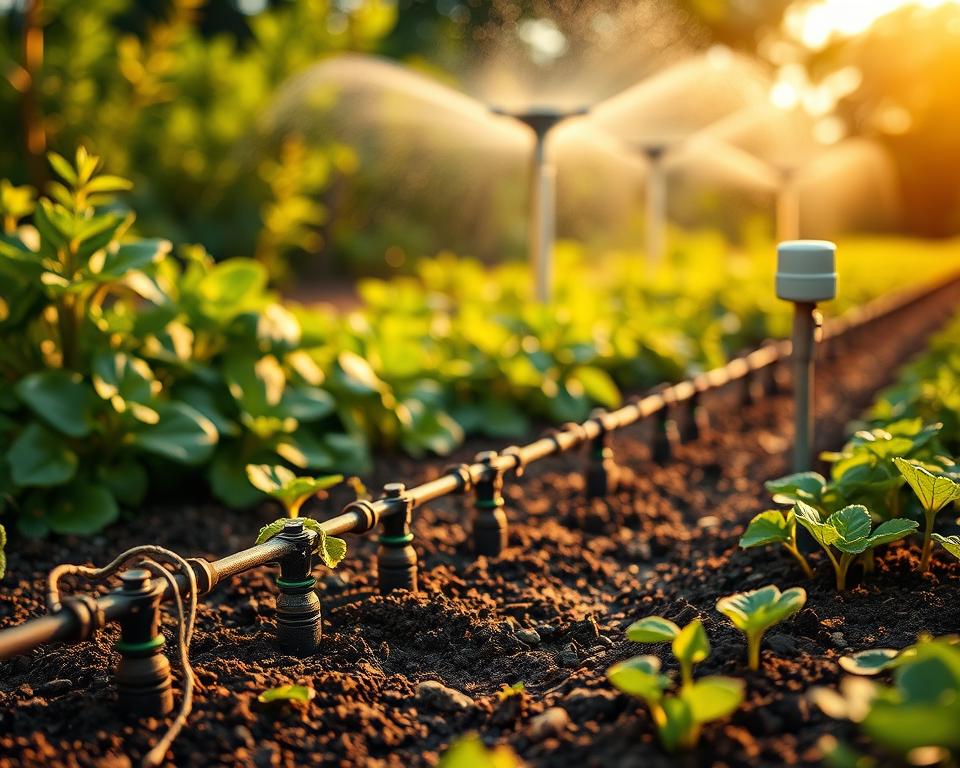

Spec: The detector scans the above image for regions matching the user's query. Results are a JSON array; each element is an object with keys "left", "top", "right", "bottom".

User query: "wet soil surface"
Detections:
[{"left": 2, "top": 301, "right": 960, "bottom": 768}]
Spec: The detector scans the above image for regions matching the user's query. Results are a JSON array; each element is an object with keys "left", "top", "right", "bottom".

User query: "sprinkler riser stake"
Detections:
[
  {"left": 474, "top": 451, "right": 507, "bottom": 557},
  {"left": 377, "top": 483, "right": 418, "bottom": 594},
  {"left": 113, "top": 569, "right": 174, "bottom": 717},
  {"left": 651, "top": 409, "right": 675, "bottom": 463},
  {"left": 586, "top": 410, "right": 619, "bottom": 498},
  {"left": 275, "top": 520, "right": 321, "bottom": 656}
]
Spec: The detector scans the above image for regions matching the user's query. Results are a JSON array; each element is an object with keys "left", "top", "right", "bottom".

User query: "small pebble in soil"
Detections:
[
  {"left": 536, "top": 624, "right": 557, "bottom": 639},
  {"left": 560, "top": 643, "right": 579, "bottom": 667},
  {"left": 516, "top": 628, "right": 541, "bottom": 645},
  {"left": 35, "top": 679, "right": 72, "bottom": 696},
  {"left": 829, "top": 631, "right": 848, "bottom": 648},
  {"left": 766, "top": 634, "right": 798, "bottom": 655},
  {"left": 527, "top": 707, "right": 570, "bottom": 741},
  {"left": 415, "top": 680, "right": 474, "bottom": 712}
]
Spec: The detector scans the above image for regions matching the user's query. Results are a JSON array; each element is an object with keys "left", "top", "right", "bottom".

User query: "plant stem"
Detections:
[
  {"left": 748, "top": 632, "right": 762, "bottom": 671},
  {"left": 919, "top": 509, "right": 936, "bottom": 573},
  {"left": 784, "top": 543, "right": 814, "bottom": 578},
  {"left": 836, "top": 553, "right": 853, "bottom": 591},
  {"left": 680, "top": 663, "right": 692, "bottom": 691}
]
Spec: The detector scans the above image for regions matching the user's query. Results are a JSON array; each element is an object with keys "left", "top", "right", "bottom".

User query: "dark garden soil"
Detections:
[{"left": 2, "top": 301, "right": 960, "bottom": 768}]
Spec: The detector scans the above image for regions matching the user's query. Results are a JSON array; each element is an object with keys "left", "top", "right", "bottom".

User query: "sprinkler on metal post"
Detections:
[
  {"left": 377, "top": 483, "right": 418, "bottom": 594},
  {"left": 776, "top": 240, "right": 837, "bottom": 473},
  {"left": 491, "top": 105, "right": 589, "bottom": 303}
]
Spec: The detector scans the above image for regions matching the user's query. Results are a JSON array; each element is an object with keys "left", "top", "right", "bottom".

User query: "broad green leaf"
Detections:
[
  {"left": 257, "top": 684, "right": 316, "bottom": 705},
  {"left": 827, "top": 505, "right": 872, "bottom": 546},
  {"left": 765, "top": 472, "right": 826, "bottom": 505},
  {"left": 16, "top": 370, "right": 96, "bottom": 438},
  {"left": 336, "top": 350, "right": 384, "bottom": 395},
  {"left": 8, "top": 423, "right": 78, "bottom": 487},
  {"left": 894, "top": 457, "right": 960, "bottom": 513},
  {"left": 318, "top": 532, "right": 347, "bottom": 569},
  {"left": 682, "top": 676, "right": 744, "bottom": 723},
  {"left": 255, "top": 519, "right": 287, "bottom": 545},
  {"left": 932, "top": 534, "right": 960, "bottom": 561},
  {"left": 98, "top": 460, "right": 148, "bottom": 506},
  {"left": 245, "top": 464, "right": 343, "bottom": 515},
  {"left": 740, "top": 509, "right": 794, "bottom": 548},
  {"left": 273, "top": 431, "right": 335, "bottom": 470},
  {"left": 196, "top": 259, "right": 268, "bottom": 321},
  {"left": 673, "top": 620, "right": 710, "bottom": 671},
  {"left": 626, "top": 616, "right": 680, "bottom": 643},
  {"left": 716, "top": 585, "right": 806, "bottom": 634},
  {"left": 46, "top": 482, "right": 119, "bottom": 535},
  {"left": 92, "top": 240, "right": 169, "bottom": 280},
  {"left": 93, "top": 352, "right": 158, "bottom": 407},
  {"left": 128, "top": 401, "right": 217, "bottom": 464},
  {"left": 606, "top": 654, "right": 668, "bottom": 703},
  {"left": 793, "top": 501, "right": 840, "bottom": 549},
  {"left": 839, "top": 649, "right": 901, "bottom": 676},
  {"left": 47, "top": 152, "right": 78, "bottom": 185},
  {"left": 863, "top": 519, "right": 919, "bottom": 550},
  {"left": 863, "top": 701, "right": 960, "bottom": 751},
  {"left": 570, "top": 365, "right": 621, "bottom": 409}
]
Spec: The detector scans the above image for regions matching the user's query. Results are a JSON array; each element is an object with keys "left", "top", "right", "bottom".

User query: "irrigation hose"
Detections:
[{"left": 46, "top": 545, "right": 198, "bottom": 768}]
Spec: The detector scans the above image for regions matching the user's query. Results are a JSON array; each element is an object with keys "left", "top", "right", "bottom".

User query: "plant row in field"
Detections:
[{"left": 3, "top": 150, "right": 959, "bottom": 542}]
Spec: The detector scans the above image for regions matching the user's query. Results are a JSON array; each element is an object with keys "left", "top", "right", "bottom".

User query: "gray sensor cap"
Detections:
[{"left": 776, "top": 240, "right": 837, "bottom": 302}]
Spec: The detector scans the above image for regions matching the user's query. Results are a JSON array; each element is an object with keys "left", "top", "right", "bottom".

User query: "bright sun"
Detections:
[{"left": 785, "top": 0, "right": 960, "bottom": 49}]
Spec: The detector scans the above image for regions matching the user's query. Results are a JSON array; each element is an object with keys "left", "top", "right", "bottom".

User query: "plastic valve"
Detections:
[{"left": 776, "top": 240, "right": 837, "bottom": 303}]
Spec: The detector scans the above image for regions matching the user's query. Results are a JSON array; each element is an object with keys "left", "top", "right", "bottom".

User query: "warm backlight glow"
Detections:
[{"left": 785, "top": 0, "right": 960, "bottom": 49}]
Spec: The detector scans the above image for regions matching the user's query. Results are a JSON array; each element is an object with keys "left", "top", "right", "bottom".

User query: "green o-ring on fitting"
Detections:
[
  {"left": 475, "top": 497, "right": 504, "bottom": 510},
  {"left": 379, "top": 533, "right": 414, "bottom": 546},
  {"left": 277, "top": 577, "right": 316, "bottom": 590},
  {"left": 116, "top": 635, "right": 166, "bottom": 653}
]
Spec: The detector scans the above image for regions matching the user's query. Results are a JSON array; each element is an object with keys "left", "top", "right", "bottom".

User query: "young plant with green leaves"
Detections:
[
  {"left": 246, "top": 464, "right": 343, "bottom": 518},
  {"left": 811, "top": 637, "right": 960, "bottom": 761},
  {"left": 716, "top": 586, "right": 807, "bottom": 671},
  {"left": 255, "top": 514, "right": 348, "bottom": 571},
  {"left": 608, "top": 618, "right": 743, "bottom": 752},
  {"left": 739, "top": 508, "right": 814, "bottom": 578},
  {"left": 893, "top": 457, "right": 960, "bottom": 572},
  {"left": 793, "top": 501, "right": 918, "bottom": 590},
  {"left": 257, "top": 684, "right": 316, "bottom": 707}
]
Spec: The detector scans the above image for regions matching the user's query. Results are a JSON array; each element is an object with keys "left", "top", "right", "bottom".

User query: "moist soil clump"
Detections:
[{"left": 1, "top": 312, "right": 959, "bottom": 767}]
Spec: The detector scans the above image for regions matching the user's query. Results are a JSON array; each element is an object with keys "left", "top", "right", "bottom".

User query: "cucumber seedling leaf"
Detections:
[
  {"left": 257, "top": 684, "right": 316, "bottom": 706},
  {"left": 626, "top": 616, "right": 680, "bottom": 643},
  {"left": 839, "top": 648, "right": 901, "bottom": 676},
  {"left": 245, "top": 463, "right": 343, "bottom": 517},
  {"left": 716, "top": 585, "right": 806, "bottom": 671},
  {"left": 932, "top": 533, "right": 960, "bottom": 561},
  {"left": 893, "top": 457, "right": 960, "bottom": 572}
]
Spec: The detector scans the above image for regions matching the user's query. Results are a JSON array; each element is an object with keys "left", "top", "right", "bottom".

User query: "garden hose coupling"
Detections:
[
  {"left": 113, "top": 568, "right": 174, "bottom": 717},
  {"left": 473, "top": 451, "right": 507, "bottom": 558},
  {"left": 275, "top": 519, "right": 322, "bottom": 657},
  {"left": 586, "top": 408, "right": 619, "bottom": 499},
  {"left": 377, "top": 483, "right": 418, "bottom": 594}
]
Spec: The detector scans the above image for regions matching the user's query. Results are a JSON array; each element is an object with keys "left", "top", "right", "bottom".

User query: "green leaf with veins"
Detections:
[
  {"left": 245, "top": 464, "right": 343, "bottom": 517},
  {"left": 932, "top": 534, "right": 960, "bottom": 561},
  {"left": 893, "top": 457, "right": 960, "bottom": 513},
  {"left": 826, "top": 505, "right": 872, "bottom": 547},
  {"left": 626, "top": 616, "right": 680, "bottom": 643},
  {"left": 254, "top": 516, "right": 347, "bottom": 569},
  {"left": 740, "top": 509, "right": 795, "bottom": 548},
  {"left": 839, "top": 649, "right": 901, "bottom": 676},
  {"left": 16, "top": 370, "right": 96, "bottom": 438},
  {"left": 716, "top": 585, "right": 807, "bottom": 635},
  {"left": 8, "top": 423, "right": 78, "bottom": 487},
  {"left": 765, "top": 472, "right": 827, "bottom": 506},
  {"left": 793, "top": 501, "right": 839, "bottom": 549}
]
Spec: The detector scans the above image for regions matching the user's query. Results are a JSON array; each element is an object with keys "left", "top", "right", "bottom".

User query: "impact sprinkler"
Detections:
[
  {"left": 491, "top": 105, "right": 589, "bottom": 302},
  {"left": 776, "top": 240, "right": 837, "bottom": 472}
]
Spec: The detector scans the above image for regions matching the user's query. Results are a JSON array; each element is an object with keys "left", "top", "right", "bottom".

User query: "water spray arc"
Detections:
[{"left": 493, "top": 106, "right": 588, "bottom": 302}]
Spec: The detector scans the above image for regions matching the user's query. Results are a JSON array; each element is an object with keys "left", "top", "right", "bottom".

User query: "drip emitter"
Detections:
[{"left": 776, "top": 239, "right": 837, "bottom": 472}]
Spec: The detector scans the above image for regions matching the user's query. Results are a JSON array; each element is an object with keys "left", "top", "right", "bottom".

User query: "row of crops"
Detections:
[{"left": 2, "top": 149, "right": 960, "bottom": 552}]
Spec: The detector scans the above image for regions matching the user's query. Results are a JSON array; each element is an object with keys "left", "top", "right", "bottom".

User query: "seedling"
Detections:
[
  {"left": 793, "top": 501, "right": 918, "bottom": 590},
  {"left": 257, "top": 684, "right": 316, "bottom": 707},
  {"left": 256, "top": 516, "right": 347, "bottom": 570},
  {"left": 626, "top": 616, "right": 709, "bottom": 689},
  {"left": 245, "top": 464, "right": 344, "bottom": 518},
  {"left": 439, "top": 734, "right": 518, "bottom": 768},
  {"left": 607, "top": 654, "right": 743, "bottom": 752},
  {"left": 893, "top": 457, "right": 960, "bottom": 572},
  {"left": 811, "top": 637, "right": 960, "bottom": 758},
  {"left": 716, "top": 585, "right": 807, "bottom": 671},
  {"left": 496, "top": 682, "right": 526, "bottom": 701},
  {"left": 739, "top": 508, "right": 813, "bottom": 578}
]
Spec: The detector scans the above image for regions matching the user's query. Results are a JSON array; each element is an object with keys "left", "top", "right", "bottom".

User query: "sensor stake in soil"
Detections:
[{"left": 776, "top": 240, "right": 837, "bottom": 472}]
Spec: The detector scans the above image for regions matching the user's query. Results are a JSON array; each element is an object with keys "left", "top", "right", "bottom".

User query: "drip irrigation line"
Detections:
[{"left": 0, "top": 268, "right": 959, "bottom": 667}]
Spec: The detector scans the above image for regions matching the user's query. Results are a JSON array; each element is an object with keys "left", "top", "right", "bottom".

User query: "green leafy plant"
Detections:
[
  {"left": 438, "top": 734, "right": 519, "bottom": 768},
  {"left": 257, "top": 684, "right": 317, "bottom": 706},
  {"left": 607, "top": 650, "right": 743, "bottom": 751},
  {"left": 716, "top": 585, "right": 807, "bottom": 670},
  {"left": 811, "top": 637, "right": 960, "bottom": 760},
  {"left": 626, "top": 617, "right": 710, "bottom": 689},
  {"left": 245, "top": 464, "right": 343, "bottom": 519},
  {"left": 739, "top": 508, "right": 814, "bottom": 578},
  {"left": 793, "top": 501, "right": 918, "bottom": 590},
  {"left": 893, "top": 457, "right": 960, "bottom": 572}
]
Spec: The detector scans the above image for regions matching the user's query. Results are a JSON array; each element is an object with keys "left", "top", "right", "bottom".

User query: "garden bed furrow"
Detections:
[{"left": 1, "top": 288, "right": 959, "bottom": 768}]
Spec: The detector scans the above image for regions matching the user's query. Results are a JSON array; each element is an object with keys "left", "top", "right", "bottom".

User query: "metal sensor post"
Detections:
[{"left": 776, "top": 240, "right": 837, "bottom": 472}]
